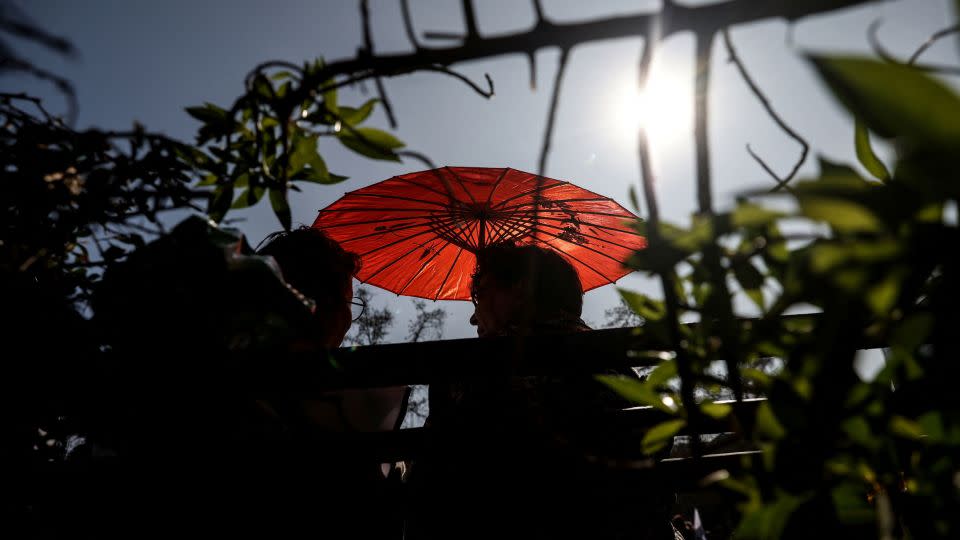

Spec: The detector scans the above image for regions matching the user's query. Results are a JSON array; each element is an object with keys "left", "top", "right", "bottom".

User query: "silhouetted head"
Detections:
[
  {"left": 469, "top": 242, "right": 584, "bottom": 337},
  {"left": 258, "top": 226, "right": 361, "bottom": 347}
]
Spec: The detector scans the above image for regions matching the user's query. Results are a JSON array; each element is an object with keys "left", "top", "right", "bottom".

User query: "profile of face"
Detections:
[
  {"left": 469, "top": 273, "right": 523, "bottom": 338},
  {"left": 322, "top": 280, "right": 355, "bottom": 348}
]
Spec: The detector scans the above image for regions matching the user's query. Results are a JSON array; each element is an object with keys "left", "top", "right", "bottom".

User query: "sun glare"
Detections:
[{"left": 611, "top": 70, "right": 693, "bottom": 153}]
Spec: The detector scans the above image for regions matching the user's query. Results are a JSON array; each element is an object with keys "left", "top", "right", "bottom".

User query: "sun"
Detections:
[{"left": 611, "top": 69, "right": 693, "bottom": 154}]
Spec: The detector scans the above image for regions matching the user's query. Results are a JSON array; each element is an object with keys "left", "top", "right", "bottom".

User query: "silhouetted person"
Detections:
[
  {"left": 407, "top": 242, "right": 671, "bottom": 539},
  {"left": 86, "top": 219, "right": 406, "bottom": 538}
]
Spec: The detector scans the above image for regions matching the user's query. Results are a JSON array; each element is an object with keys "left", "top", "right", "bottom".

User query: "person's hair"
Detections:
[
  {"left": 471, "top": 242, "right": 583, "bottom": 318},
  {"left": 257, "top": 226, "right": 360, "bottom": 309}
]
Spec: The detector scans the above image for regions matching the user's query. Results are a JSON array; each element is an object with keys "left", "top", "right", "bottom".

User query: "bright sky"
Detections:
[{"left": 6, "top": 0, "right": 958, "bottom": 346}]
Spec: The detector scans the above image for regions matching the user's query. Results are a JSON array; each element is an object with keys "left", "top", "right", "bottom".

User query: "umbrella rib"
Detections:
[
  {"left": 395, "top": 175, "right": 454, "bottom": 199},
  {"left": 489, "top": 214, "right": 534, "bottom": 244},
  {"left": 485, "top": 216, "right": 514, "bottom": 245},
  {"left": 362, "top": 236, "right": 442, "bottom": 283},
  {"left": 509, "top": 208, "right": 637, "bottom": 220},
  {"left": 358, "top": 228, "right": 439, "bottom": 257},
  {"left": 347, "top": 192, "right": 450, "bottom": 208},
  {"left": 338, "top": 220, "right": 438, "bottom": 244},
  {"left": 526, "top": 221, "right": 644, "bottom": 252},
  {"left": 315, "top": 215, "right": 421, "bottom": 229},
  {"left": 555, "top": 246, "right": 616, "bottom": 286},
  {"left": 429, "top": 214, "right": 476, "bottom": 250},
  {"left": 486, "top": 216, "right": 515, "bottom": 244},
  {"left": 447, "top": 166, "right": 478, "bottom": 206},
  {"left": 528, "top": 226, "right": 628, "bottom": 267},
  {"left": 494, "top": 197, "right": 615, "bottom": 214},
  {"left": 490, "top": 180, "right": 567, "bottom": 209},
  {"left": 317, "top": 207, "right": 445, "bottom": 213},
  {"left": 532, "top": 216, "right": 643, "bottom": 235},
  {"left": 483, "top": 168, "right": 511, "bottom": 208},
  {"left": 396, "top": 240, "right": 456, "bottom": 296},
  {"left": 434, "top": 246, "right": 465, "bottom": 301}
]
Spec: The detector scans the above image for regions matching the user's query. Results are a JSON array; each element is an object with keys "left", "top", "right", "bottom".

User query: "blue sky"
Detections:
[{"left": 5, "top": 0, "right": 958, "bottom": 346}]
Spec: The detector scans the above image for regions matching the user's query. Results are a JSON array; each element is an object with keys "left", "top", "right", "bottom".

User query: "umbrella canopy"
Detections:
[{"left": 312, "top": 167, "right": 646, "bottom": 301}]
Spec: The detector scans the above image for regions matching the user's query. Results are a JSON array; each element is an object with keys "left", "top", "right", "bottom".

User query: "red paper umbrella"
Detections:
[{"left": 312, "top": 167, "right": 646, "bottom": 301}]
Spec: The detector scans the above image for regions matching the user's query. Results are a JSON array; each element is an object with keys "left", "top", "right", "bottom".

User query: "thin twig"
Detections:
[
  {"left": 397, "top": 150, "right": 437, "bottom": 170},
  {"left": 461, "top": 0, "right": 479, "bottom": 41},
  {"left": 0, "top": 92, "right": 57, "bottom": 123},
  {"left": 0, "top": 56, "right": 77, "bottom": 125},
  {"left": 908, "top": 23, "right": 960, "bottom": 64},
  {"left": 531, "top": 0, "right": 546, "bottom": 24},
  {"left": 537, "top": 48, "right": 570, "bottom": 176},
  {"left": 243, "top": 60, "right": 303, "bottom": 89},
  {"left": 869, "top": 19, "right": 960, "bottom": 75},
  {"left": 722, "top": 29, "right": 808, "bottom": 192},
  {"left": 422, "top": 65, "right": 495, "bottom": 98},
  {"left": 357, "top": 0, "right": 398, "bottom": 129},
  {"left": 400, "top": 0, "right": 421, "bottom": 50},
  {"left": 374, "top": 76, "right": 398, "bottom": 128},
  {"left": 747, "top": 146, "right": 797, "bottom": 195}
]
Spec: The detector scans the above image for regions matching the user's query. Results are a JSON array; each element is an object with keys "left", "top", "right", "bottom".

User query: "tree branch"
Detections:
[
  {"left": 537, "top": 48, "right": 569, "bottom": 176},
  {"left": 634, "top": 29, "right": 705, "bottom": 459},
  {"left": 694, "top": 34, "right": 714, "bottom": 215},
  {"left": 721, "top": 29, "right": 808, "bottom": 192},
  {"left": 291, "top": 0, "right": 876, "bottom": 107}
]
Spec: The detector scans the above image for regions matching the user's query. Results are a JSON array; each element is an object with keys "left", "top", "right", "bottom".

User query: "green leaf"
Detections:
[
  {"left": 617, "top": 288, "right": 666, "bottom": 321},
  {"left": 270, "top": 70, "right": 296, "bottom": 81},
  {"left": 595, "top": 375, "right": 677, "bottom": 414},
  {"left": 918, "top": 411, "right": 944, "bottom": 443},
  {"left": 890, "top": 415, "right": 925, "bottom": 440},
  {"left": 339, "top": 98, "right": 378, "bottom": 125},
  {"left": 798, "top": 196, "right": 881, "bottom": 233},
  {"left": 322, "top": 80, "right": 338, "bottom": 113},
  {"left": 337, "top": 127, "right": 405, "bottom": 161},
  {"left": 252, "top": 74, "right": 274, "bottom": 100},
  {"left": 732, "top": 202, "right": 784, "bottom": 228},
  {"left": 269, "top": 187, "right": 292, "bottom": 231},
  {"left": 854, "top": 118, "right": 890, "bottom": 181},
  {"left": 185, "top": 102, "right": 229, "bottom": 124},
  {"left": 733, "top": 259, "right": 765, "bottom": 290},
  {"left": 866, "top": 269, "right": 903, "bottom": 315},
  {"left": 628, "top": 185, "right": 641, "bottom": 213},
  {"left": 745, "top": 288, "right": 765, "bottom": 311},
  {"left": 809, "top": 55, "right": 960, "bottom": 146},
  {"left": 645, "top": 359, "right": 677, "bottom": 388},
  {"left": 663, "top": 216, "right": 712, "bottom": 252},
  {"left": 755, "top": 402, "right": 786, "bottom": 440},
  {"left": 842, "top": 416, "right": 879, "bottom": 450},
  {"left": 288, "top": 132, "right": 331, "bottom": 183},
  {"left": 641, "top": 419, "right": 686, "bottom": 454},
  {"left": 231, "top": 186, "right": 265, "bottom": 209},
  {"left": 208, "top": 184, "right": 234, "bottom": 223},
  {"left": 197, "top": 173, "right": 219, "bottom": 187},
  {"left": 701, "top": 401, "right": 732, "bottom": 420},
  {"left": 736, "top": 493, "right": 807, "bottom": 540},
  {"left": 891, "top": 312, "right": 934, "bottom": 352},
  {"left": 832, "top": 482, "right": 874, "bottom": 525}
]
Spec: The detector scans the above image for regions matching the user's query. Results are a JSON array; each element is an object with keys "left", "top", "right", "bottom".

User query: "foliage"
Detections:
[
  {"left": 603, "top": 50, "right": 960, "bottom": 539},
  {"left": 183, "top": 60, "right": 405, "bottom": 230}
]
